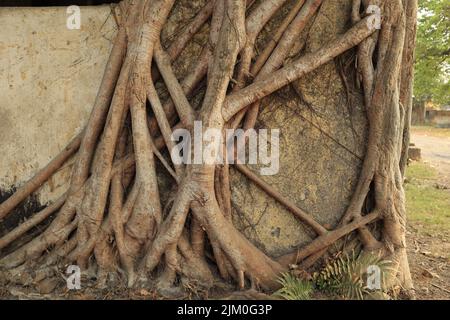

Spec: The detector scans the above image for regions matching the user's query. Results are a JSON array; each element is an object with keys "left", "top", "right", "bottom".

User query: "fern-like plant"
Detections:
[
  {"left": 273, "top": 272, "right": 314, "bottom": 300},
  {"left": 313, "top": 251, "right": 391, "bottom": 300}
]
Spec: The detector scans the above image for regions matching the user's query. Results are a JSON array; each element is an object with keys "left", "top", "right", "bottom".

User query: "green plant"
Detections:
[
  {"left": 313, "top": 251, "right": 391, "bottom": 300},
  {"left": 414, "top": 0, "right": 450, "bottom": 106},
  {"left": 273, "top": 272, "right": 314, "bottom": 300}
]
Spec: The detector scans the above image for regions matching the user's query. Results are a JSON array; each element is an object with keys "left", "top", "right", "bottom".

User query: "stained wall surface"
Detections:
[{"left": 0, "top": 6, "right": 117, "bottom": 203}]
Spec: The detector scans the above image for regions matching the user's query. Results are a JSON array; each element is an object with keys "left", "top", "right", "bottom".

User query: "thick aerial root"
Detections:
[
  {"left": 154, "top": 42, "right": 196, "bottom": 127},
  {"left": 68, "top": 26, "right": 128, "bottom": 195},
  {"left": 190, "top": 218, "right": 206, "bottom": 256},
  {"left": 156, "top": 243, "right": 178, "bottom": 290},
  {"left": 141, "top": 178, "right": 193, "bottom": 275},
  {"left": 243, "top": 0, "right": 322, "bottom": 129},
  {"left": 297, "top": 1, "right": 416, "bottom": 293},
  {"left": 278, "top": 211, "right": 380, "bottom": 266},
  {"left": 399, "top": 0, "right": 418, "bottom": 176},
  {"left": 192, "top": 199, "right": 284, "bottom": 290},
  {"left": 75, "top": 53, "right": 132, "bottom": 268},
  {"left": 178, "top": 232, "right": 214, "bottom": 286},
  {"left": 235, "top": 0, "right": 288, "bottom": 89},
  {"left": 250, "top": 0, "right": 306, "bottom": 77}
]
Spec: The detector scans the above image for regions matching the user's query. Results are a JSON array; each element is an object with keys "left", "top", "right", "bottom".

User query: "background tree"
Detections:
[{"left": 414, "top": 0, "right": 449, "bottom": 106}]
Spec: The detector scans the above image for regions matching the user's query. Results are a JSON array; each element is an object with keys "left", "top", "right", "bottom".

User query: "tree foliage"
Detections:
[{"left": 414, "top": 0, "right": 450, "bottom": 106}]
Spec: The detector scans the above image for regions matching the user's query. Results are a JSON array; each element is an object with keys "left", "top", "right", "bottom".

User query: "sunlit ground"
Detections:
[{"left": 405, "top": 162, "right": 450, "bottom": 238}]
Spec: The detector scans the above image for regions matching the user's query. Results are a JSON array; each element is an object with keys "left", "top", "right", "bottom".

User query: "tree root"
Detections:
[{"left": 0, "top": 0, "right": 417, "bottom": 296}]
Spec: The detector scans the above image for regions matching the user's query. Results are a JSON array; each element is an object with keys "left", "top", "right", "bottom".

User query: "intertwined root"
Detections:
[{"left": 0, "top": 0, "right": 417, "bottom": 296}]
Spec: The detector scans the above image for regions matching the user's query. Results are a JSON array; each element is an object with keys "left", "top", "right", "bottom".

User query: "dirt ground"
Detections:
[
  {"left": 406, "top": 225, "right": 450, "bottom": 299},
  {"left": 411, "top": 130, "right": 450, "bottom": 186},
  {"left": 407, "top": 129, "right": 450, "bottom": 300}
]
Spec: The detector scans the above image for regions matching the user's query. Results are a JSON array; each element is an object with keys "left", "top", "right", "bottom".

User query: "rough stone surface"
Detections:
[{"left": 0, "top": 6, "right": 117, "bottom": 204}]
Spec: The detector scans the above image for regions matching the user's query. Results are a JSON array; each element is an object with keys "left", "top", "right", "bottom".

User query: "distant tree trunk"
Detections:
[
  {"left": 412, "top": 99, "right": 426, "bottom": 125},
  {"left": 0, "top": 0, "right": 417, "bottom": 297}
]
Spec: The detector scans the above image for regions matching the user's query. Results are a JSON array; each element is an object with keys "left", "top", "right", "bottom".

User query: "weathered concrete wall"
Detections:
[{"left": 0, "top": 6, "right": 117, "bottom": 204}]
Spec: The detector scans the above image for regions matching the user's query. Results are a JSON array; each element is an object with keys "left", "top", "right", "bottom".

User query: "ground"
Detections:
[
  {"left": 411, "top": 126, "right": 450, "bottom": 186},
  {"left": 406, "top": 126, "right": 450, "bottom": 300}
]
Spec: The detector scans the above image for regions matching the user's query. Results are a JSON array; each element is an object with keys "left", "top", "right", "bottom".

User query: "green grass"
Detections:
[
  {"left": 406, "top": 161, "right": 438, "bottom": 181},
  {"left": 411, "top": 125, "right": 450, "bottom": 138},
  {"left": 405, "top": 162, "right": 450, "bottom": 237}
]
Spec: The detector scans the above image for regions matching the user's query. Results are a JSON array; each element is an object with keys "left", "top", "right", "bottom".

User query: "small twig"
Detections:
[{"left": 431, "top": 283, "right": 450, "bottom": 295}]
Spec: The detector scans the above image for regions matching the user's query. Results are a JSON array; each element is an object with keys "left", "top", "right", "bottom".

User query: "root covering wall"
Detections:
[
  {"left": 0, "top": 1, "right": 367, "bottom": 257},
  {"left": 231, "top": 0, "right": 368, "bottom": 256}
]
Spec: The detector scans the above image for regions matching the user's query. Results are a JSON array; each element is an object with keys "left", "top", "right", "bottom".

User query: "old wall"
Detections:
[{"left": 0, "top": 6, "right": 117, "bottom": 205}]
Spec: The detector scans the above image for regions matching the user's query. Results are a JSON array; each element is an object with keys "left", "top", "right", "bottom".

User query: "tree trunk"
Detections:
[{"left": 0, "top": 0, "right": 417, "bottom": 297}]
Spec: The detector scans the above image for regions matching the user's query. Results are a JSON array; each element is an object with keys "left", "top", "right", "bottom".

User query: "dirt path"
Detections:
[
  {"left": 408, "top": 129, "right": 450, "bottom": 300},
  {"left": 411, "top": 132, "right": 450, "bottom": 186}
]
